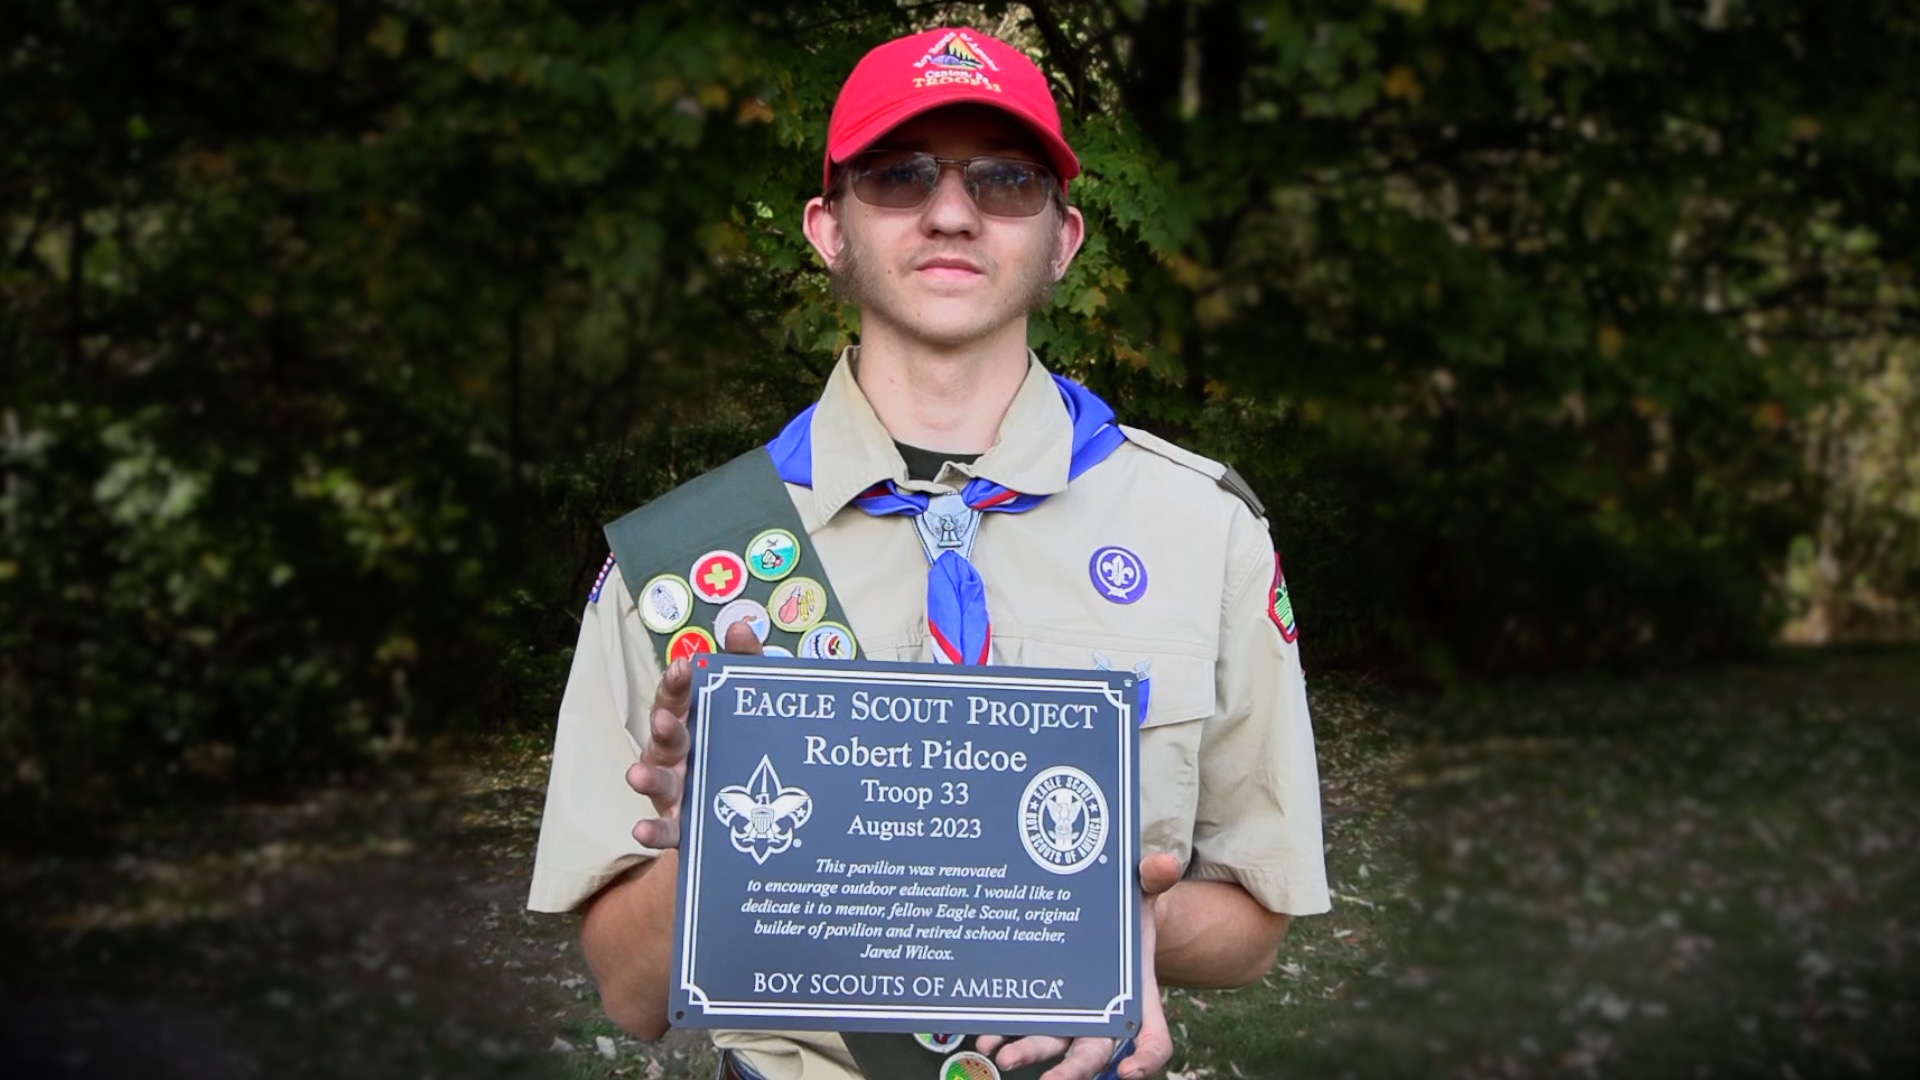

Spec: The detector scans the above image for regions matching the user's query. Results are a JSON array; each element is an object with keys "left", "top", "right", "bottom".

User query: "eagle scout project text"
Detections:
[{"left": 669, "top": 656, "right": 1141, "bottom": 1037}]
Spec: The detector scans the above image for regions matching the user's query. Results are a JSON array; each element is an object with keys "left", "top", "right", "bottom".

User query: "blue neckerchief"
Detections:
[{"left": 768, "top": 372, "right": 1126, "bottom": 664}]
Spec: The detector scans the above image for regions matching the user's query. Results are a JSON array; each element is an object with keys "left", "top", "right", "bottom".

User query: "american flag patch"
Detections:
[{"left": 588, "top": 552, "right": 616, "bottom": 603}]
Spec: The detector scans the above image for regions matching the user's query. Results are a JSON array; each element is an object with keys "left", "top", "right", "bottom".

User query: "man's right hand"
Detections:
[{"left": 626, "top": 620, "right": 764, "bottom": 850}]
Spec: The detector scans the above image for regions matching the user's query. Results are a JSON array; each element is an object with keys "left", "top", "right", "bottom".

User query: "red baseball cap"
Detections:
[{"left": 823, "top": 27, "right": 1080, "bottom": 194}]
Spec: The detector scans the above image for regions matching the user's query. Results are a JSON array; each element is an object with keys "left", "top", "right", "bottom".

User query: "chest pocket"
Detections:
[
  {"left": 997, "top": 635, "right": 1214, "bottom": 864},
  {"left": 1001, "top": 636, "right": 1213, "bottom": 726}
]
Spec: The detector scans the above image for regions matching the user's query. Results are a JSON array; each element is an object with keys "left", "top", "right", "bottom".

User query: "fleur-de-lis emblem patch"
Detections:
[
  {"left": 1088, "top": 545, "right": 1148, "bottom": 604},
  {"left": 713, "top": 756, "right": 812, "bottom": 864}
]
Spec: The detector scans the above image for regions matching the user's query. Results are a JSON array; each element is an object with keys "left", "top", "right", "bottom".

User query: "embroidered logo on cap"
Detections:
[
  {"left": 745, "top": 528, "right": 801, "bottom": 582},
  {"left": 912, "top": 30, "right": 1002, "bottom": 91},
  {"left": 1089, "top": 545, "right": 1148, "bottom": 604},
  {"left": 1269, "top": 552, "right": 1298, "bottom": 643},
  {"left": 690, "top": 550, "right": 749, "bottom": 605},
  {"left": 638, "top": 574, "right": 694, "bottom": 635}
]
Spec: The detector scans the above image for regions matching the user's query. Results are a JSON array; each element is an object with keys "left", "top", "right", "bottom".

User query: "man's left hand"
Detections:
[{"left": 974, "top": 852, "right": 1182, "bottom": 1080}]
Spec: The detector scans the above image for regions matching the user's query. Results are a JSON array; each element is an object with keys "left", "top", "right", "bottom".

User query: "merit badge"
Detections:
[
  {"left": 760, "top": 645, "right": 793, "bottom": 658},
  {"left": 767, "top": 576, "right": 828, "bottom": 633},
  {"left": 713, "top": 756, "right": 812, "bottom": 865},
  {"left": 637, "top": 573, "right": 694, "bottom": 635},
  {"left": 1269, "top": 552, "right": 1298, "bottom": 643},
  {"left": 745, "top": 528, "right": 801, "bottom": 582},
  {"left": 1088, "top": 545, "right": 1148, "bottom": 604},
  {"left": 713, "top": 598, "right": 772, "bottom": 644},
  {"left": 690, "top": 550, "right": 749, "bottom": 605},
  {"left": 1019, "top": 766, "right": 1109, "bottom": 875},
  {"left": 939, "top": 1050, "right": 1000, "bottom": 1080},
  {"left": 915, "top": 1033, "right": 964, "bottom": 1054},
  {"left": 799, "top": 622, "right": 858, "bottom": 661},
  {"left": 666, "top": 626, "right": 717, "bottom": 664}
]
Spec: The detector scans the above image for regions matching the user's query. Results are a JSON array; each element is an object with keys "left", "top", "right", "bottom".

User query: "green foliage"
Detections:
[{"left": 3, "top": 0, "right": 1916, "bottom": 831}]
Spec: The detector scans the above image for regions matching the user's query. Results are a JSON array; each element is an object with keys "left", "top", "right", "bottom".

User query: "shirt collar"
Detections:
[{"left": 802, "top": 346, "right": 1075, "bottom": 530}]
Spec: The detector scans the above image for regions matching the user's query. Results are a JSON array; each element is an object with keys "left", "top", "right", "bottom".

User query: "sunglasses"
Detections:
[{"left": 843, "top": 150, "right": 1059, "bottom": 218}]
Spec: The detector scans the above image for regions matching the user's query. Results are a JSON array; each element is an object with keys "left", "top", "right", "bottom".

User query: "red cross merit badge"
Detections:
[
  {"left": 1268, "top": 553, "right": 1298, "bottom": 643},
  {"left": 690, "top": 549, "right": 749, "bottom": 605}
]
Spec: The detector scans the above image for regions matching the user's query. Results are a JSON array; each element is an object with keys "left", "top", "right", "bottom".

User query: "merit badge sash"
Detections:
[{"left": 603, "top": 449, "right": 858, "bottom": 668}]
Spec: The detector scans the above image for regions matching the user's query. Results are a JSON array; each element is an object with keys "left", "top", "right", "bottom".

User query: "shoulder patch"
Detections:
[
  {"left": 1268, "top": 552, "right": 1299, "bottom": 643},
  {"left": 1119, "top": 425, "right": 1265, "bottom": 517}
]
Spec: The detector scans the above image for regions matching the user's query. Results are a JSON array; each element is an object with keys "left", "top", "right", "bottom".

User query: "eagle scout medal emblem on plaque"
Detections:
[
  {"left": 1019, "top": 766, "right": 1109, "bottom": 875},
  {"left": 638, "top": 573, "right": 694, "bottom": 634},
  {"left": 746, "top": 528, "right": 801, "bottom": 582},
  {"left": 1088, "top": 545, "right": 1148, "bottom": 604},
  {"left": 690, "top": 550, "right": 750, "bottom": 604},
  {"left": 768, "top": 576, "right": 828, "bottom": 632},
  {"left": 1268, "top": 553, "right": 1298, "bottom": 643}
]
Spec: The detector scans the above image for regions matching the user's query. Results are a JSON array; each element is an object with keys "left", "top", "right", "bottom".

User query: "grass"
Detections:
[{"left": 3, "top": 646, "right": 1916, "bottom": 1078}]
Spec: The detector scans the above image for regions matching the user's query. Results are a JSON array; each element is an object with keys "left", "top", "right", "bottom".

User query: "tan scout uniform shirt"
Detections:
[{"left": 529, "top": 351, "right": 1331, "bottom": 1079}]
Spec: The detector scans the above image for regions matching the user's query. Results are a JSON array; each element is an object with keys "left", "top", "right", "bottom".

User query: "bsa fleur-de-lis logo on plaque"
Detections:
[{"left": 713, "top": 756, "right": 812, "bottom": 864}]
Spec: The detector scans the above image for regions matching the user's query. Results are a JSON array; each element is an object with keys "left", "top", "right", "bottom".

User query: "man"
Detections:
[{"left": 529, "top": 26, "right": 1330, "bottom": 1080}]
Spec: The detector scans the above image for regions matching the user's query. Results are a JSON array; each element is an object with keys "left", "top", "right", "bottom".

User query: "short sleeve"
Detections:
[
  {"left": 1186, "top": 509, "right": 1332, "bottom": 916},
  {"left": 527, "top": 562, "right": 671, "bottom": 913}
]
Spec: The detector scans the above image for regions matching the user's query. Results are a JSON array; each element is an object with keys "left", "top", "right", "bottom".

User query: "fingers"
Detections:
[
  {"left": 1116, "top": 886, "right": 1173, "bottom": 1080},
  {"left": 722, "top": 618, "right": 765, "bottom": 655},
  {"left": 1139, "top": 851, "right": 1182, "bottom": 898},
  {"left": 644, "top": 658, "right": 694, "bottom": 771},
  {"left": 630, "top": 810, "right": 680, "bottom": 851},
  {"left": 1036, "top": 1037, "right": 1122, "bottom": 1080},
  {"left": 980, "top": 1035, "right": 1074, "bottom": 1073},
  {"left": 626, "top": 758, "right": 682, "bottom": 807},
  {"left": 1116, "top": 1007, "right": 1172, "bottom": 1080},
  {"left": 626, "top": 624, "right": 757, "bottom": 853},
  {"left": 650, "top": 656, "right": 694, "bottom": 737}
]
